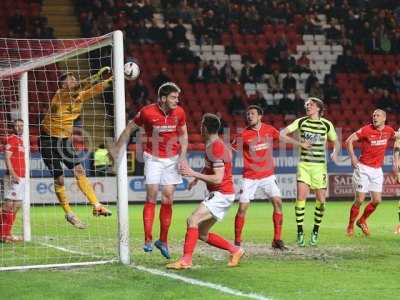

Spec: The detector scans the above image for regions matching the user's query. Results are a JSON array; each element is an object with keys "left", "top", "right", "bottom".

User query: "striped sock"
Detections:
[
  {"left": 295, "top": 199, "right": 306, "bottom": 233},
  {"left": 313, "top": 200, "right": 325, "bottom": 234}
]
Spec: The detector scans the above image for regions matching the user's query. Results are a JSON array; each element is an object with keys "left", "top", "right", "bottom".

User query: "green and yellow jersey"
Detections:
[{"left": 286, "top": 116, "right": 337, "bottom": 164}]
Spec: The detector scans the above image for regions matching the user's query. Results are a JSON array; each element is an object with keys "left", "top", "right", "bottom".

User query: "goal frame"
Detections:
[{"left": 0, "top": 30, "right": 130, "bottom": 271}]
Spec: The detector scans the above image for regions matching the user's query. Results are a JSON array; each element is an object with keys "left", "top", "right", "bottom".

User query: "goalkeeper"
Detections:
[{"left": 39, "top": 67, "right": 113, "bottom": 229}]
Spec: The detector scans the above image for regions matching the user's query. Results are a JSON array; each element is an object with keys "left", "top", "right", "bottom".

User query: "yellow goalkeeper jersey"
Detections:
[{"left": 41, "top": 79, "right": 111, "bottom": 138}]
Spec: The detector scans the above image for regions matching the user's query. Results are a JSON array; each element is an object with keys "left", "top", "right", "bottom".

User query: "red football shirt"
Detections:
[
  {"left": 204, "top": 138, "right": 234, "bottom": 194},
  {"left": 133, "top": 103, "right": 186, "bottom": 158},
  {"left": 236, "top": 123, "right": 279, "bottom": 179},
  {"left": 5, "top": 134, "right": 25, "bottom": 178},
  {"left": 356, "top": 124, "right": 395, "bottom": 168}
]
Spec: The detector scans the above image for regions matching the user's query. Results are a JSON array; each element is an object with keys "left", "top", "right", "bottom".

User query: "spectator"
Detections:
[
  {"left": 265, "top": 41, "right": 281, "bottom": 68},
  {"left": 268, "top": 69, "right": 283, "bottom": 94},
  {"left": 364, "top": 31, "right": 381, "bottom": 54},
  {"left": 130, "top": 79, "right": 149, "bottom": 106},
  {"left": 204, "top": 60, "right": 220, "bottom": 83},
  {"left": 8, "top": 9, "right": 26, "bottom": 36},
  {"left": 283, "top": 72, "right": 297, "bottom": 93},
  {"left": 309, "top": 81, "right": 323, "bottom": 99},
  {"left": 152, "top": 67, "right": 171, "bottom": 89},
  {"left": 323, "top": 77, "right": 341, "bottom": 104},
  {"left": 240, "top": 61, "right": 254, "bottom": 83},
  {"left": 252, "top": 59, "right": 268, "bottom": 82},
  {"left": 364, "top": 70, "right": 381, "bottom": 93},
  {"left": 376, "top": 90, "right": 399, "bottom": 113},
  {"left": 173, "top": 19, "right": 188, "bottom": 44},
  {"left": 297, "top": 52, "right": 311, "bottom": 73},
  {"left": 379, "top": 70, "right": 395, "bottom": 92},
  {"left": 305, "top": 71, "right": 318, "bottom": 94},
  {"left": 93, "top": 144, "right": 111, "bottom": 177},
  {"left": 148, "top": 19, "right": 163, "bottom": 43},
  {"left": 228, "top": 91, "right": 246, "bottom": 115},
  {"left": 219, "top": 60, "right": 238, "bottom": 83},
  {"left": 216, "top": 112, "right": 229, "bottom": 135},
  {"left": 190, "top": 60, "right": 207, "bottom": 83},
  {"left": 293, "top": 91, "right": 306, "bottom": 116}
]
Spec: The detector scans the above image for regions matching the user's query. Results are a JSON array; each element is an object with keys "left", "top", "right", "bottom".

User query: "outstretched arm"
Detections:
[
  {"left": 109, "top": 121, "right": 139, "bottom": 162},
  {"left": 181, "top": 165, "right": 224, "bottom": 185}
]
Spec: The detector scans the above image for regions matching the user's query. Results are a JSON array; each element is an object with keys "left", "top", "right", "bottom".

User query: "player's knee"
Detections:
[
  {"left": 198, "top": 233, "right": 208, "bottom": 241},
  {"left": 55, "top": 176, "right": 64, "bottom": 186},
  {"left": 74, "top": 165, "right": 86, "bottom": 177},
  {"left": 161, "top": 193, "right": 173, "bottom": 205},
  {"left": 186, "top": 216, "right": 198, "bottom": 228}
]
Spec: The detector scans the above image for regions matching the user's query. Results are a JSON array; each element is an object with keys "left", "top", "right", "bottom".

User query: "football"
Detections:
[{"left": 124, "top": 61, "right": 140, "bottom": 80}]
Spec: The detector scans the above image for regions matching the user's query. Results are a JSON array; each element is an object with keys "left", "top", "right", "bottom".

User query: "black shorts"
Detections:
[{"left": 39, "top": 135, "right": 82, "bottom": 178}]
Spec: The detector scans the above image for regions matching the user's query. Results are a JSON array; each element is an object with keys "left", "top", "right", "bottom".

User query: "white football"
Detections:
[{"left": 124, "top": 61, "right": 140, "bottom": 80}]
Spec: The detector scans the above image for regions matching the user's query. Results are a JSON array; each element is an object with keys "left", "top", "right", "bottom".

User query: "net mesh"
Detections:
[{"left": 0, "top": 34, "right": 119, "bottom": 268}]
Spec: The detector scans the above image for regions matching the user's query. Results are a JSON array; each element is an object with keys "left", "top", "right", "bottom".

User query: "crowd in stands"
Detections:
[{"left": 7, "top": 8, "right": 54, "bottom": 39}]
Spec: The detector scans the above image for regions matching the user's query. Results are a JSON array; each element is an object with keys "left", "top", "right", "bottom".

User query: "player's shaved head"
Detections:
[
  {"left": 372, "top": 109, "right": 386, "bottom": 128},
  {"left": 373, "top": 109, "right": 386, "bottom": 118}
]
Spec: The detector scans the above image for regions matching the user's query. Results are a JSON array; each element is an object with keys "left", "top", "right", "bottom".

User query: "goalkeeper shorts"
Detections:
[
  {"left": 39, "top": 135, "right": 82, "bottom": 178},
  {"left": 297, "top": 161, "right": 327, "bottom": 190}
]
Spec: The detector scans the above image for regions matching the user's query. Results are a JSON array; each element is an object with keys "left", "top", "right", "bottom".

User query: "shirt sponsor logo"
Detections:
[{"left": 370, "top": 139, "right": 387, "bottom": 146}]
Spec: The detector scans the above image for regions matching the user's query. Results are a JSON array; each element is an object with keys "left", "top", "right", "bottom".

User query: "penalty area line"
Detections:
[{"left": 131, "top": 264, "right": 272, "bottom": 300}]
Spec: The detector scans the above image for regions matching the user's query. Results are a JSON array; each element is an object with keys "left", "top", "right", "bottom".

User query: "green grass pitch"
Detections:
[{"left": 1, "top": 200, "right": 400, "bottom": 300}]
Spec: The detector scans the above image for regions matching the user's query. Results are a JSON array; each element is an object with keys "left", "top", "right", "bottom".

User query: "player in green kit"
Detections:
[{"left": 281, "top": 97, "right": 340, "bottom": 246}]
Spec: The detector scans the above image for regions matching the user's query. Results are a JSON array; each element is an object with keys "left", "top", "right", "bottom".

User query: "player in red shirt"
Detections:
[
  {"left": 167, "top": 113, "right": 244, "bottom": 269},
  {"left": 109, "top": 82, "right": 188, "bottom": 259},
  {"left": 233, "top": 105, "right": 310, "bottom": 249},
  {"left": 1, "top": 119, "right": 25, "bottom": 243},
  {"left": 346, "top": 109, "right": 400, "bottom": 236}
]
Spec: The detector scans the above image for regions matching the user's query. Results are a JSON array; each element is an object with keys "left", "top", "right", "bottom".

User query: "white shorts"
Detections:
[
  {"left": 3, "top": 177, "right": 26, "bottom": 201},
  {"left": 143, "top": 152, "right": 182, "bottom": 185},
  {"left": 239, "top": 175, "right": 281, "bottom": 203},
  {"left": 203, "top": 191, "right": 235, "bottom": 221},
  {"left": 352, "top": 163, "right": 383, "bottom": 193}
]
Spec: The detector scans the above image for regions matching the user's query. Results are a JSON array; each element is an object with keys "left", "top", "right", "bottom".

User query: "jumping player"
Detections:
[
  {"left": 167, "top": 113, "right": 244, "bottom": 269},
  {"left": 233, "top": 105, "right": 310, "bottom": 249},
  {"left": 109, "top": 82, "right": 188, "bottom": 259},
  {"left": 281, "top": 97, "right": 339, "bottom": 246},
  {"left": 39, "top": 68, "right": 113, "bottom": 229},
  {"left": 346, "top": 109, "right": 400, "bottom": 236},
  {"left": 1, "top": 119, "right": 25, "bottom": 243}
]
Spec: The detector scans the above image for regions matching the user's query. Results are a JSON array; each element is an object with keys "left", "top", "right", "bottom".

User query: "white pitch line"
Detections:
[
  {"left": 39, "top": 242, "right": 272, "bottom": 300},
  {"left": 132, "top": 264, "right": 271, "bottom": 300},
  {"left": 39, "top": 242, "right": 104, "bottom": 259}
]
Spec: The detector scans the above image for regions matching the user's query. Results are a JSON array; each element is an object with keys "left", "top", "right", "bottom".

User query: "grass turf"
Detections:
[{"left": 1, "top": 200, "right": 400, "bottom": 300}]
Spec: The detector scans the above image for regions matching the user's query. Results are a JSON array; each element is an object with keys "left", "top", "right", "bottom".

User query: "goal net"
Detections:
[{"left": 0, "top": 31, "right": 129, "bottom": 270}]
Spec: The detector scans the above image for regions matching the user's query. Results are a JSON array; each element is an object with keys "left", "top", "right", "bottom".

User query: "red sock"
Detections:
[
  {"left": 182, "top": 227, "right": 199, "bottom": 263},
  {"left": 143, "top": 202, "right": 156, "bottom": 243},
  {"left": 349, "top": 204, "right": 360, "bottom": 226},
  {"left": 206, "top": 232, "right": 237, "bottom": 253},
  {"left": 359, "top": 203, "right": 377, "bottom": 223},
  {"left": 159, "top": 203, "right": 172, "bottom": 244},
  {"left": 0, "top": 210, "right": 14, "bottom": 237},
  {"left": 273, "top": 212, "right": 283, "bottom": 241},
  {"left": 234, "top": 214, "right": 245, "bottom": 244}
]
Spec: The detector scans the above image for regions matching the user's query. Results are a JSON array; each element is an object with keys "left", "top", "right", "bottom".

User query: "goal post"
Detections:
[{"left": 0, "top": 30, "right": 130, "bottom": 270}]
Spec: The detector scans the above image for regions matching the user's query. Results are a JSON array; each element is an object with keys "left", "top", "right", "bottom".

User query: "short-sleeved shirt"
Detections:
[
  {"left": 5, "top": 134, "right": 25, "bottom": 178},
  {"left": 235, "top": 123, "right": 279, "bottom": 179},
  {"left": 356, "top": 124, "right": 395, "bottom": 168},
  {"left": 204, "top": 138, "right": 234, "bottom": 194},
  {"left": 133, "top": 103, "right": 186, "bottom": 158},
  {"left": 286, "top": 116, "right": 337, "bottom": 164}
]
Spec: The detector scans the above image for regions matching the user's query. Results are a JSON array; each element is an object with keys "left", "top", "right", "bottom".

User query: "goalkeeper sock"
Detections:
[
  {"left": 295, "top": 199, "right": 306, "bottom": 233},
  {"left": 348, "top": 203, "right": 360, "bottom": 226},
  {"left": 143, "top": 202, "right": 156, "bottom": 243},
  {"left": 159, "top": 203, "right": 172, "bottom": 244},
  {"left": 182, "top": 227, "right": 199, "bottom": 263},
  {"left": 273, "top": 212, "right": 283, "bottom": 240},
  {"left": 0, "top": 210, "right": 14, "bottom": 237},
  {"left": 359, "top": 202, "right": 377, "bottom": 223},
  {"left": 55, "top": 184, "right": 72, "bottom": 214},
  {"left": 76, "top": 175, "right": 98, "bottom": 206},
  {"left": 234, "top": 214, "right": 245, "bottom": 245},
  {"left": 206, "top": 232, "right": 237, "bottom": 254},
  {"left": 313, "top": 200, "right": 325, "bottom": 234}
]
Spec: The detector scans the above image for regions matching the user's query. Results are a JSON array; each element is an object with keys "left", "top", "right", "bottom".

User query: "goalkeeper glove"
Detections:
[{"left": 91, "top": 66, "right": 111, "bottom": 84}]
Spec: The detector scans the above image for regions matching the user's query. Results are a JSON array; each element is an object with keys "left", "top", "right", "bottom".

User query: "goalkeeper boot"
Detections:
[
  {"left": 356, "top": 220, "right": 370, "bottom": 236},
  {"left": 143, "top": 242, "right": 153, "bottom": 253},
  {"left": 93, "top": 204, "right": 112, "bottom": 217},
  {"left": 228, "top": 248, "right": 245, "bottom": 267},
  {"left": 296, "top": 232, "right": 305, "bottom": 247},
  {"left": 395, "top": 224, "right": 400, "bottom": 235},
  {"left": 154, "top": 240, "right": 171, "bottom": 259},
  {"left": 166, "top": 259, "right": 192, "bottom": 270},
  {"left": 271, "top": 239, "right": 288, "bottom": 250},
  {"left": 310, "top": 231, "right": 319, "bottom": 246},
  {"left": 65, "top": 213, "right": 87, "bottom": 229}
]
